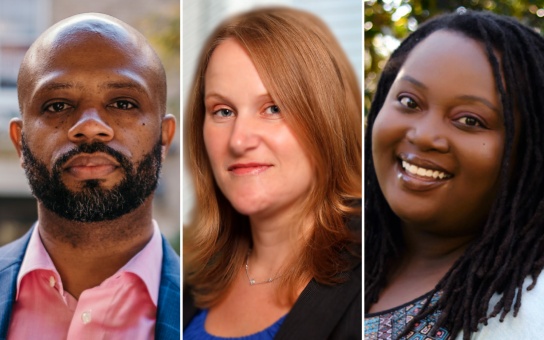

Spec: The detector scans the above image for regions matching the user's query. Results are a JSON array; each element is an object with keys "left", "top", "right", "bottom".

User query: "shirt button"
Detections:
[
  {"left": 49, "top": 276, "right": 55, "bottom": 288},
  {"left": 81, "top": 311, "right": 92, "bottom": 324}
]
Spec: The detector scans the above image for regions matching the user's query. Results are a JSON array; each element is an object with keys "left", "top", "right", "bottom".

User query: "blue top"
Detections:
[{"left": 184, "top": 309, "right": 287, "bottom": 340}]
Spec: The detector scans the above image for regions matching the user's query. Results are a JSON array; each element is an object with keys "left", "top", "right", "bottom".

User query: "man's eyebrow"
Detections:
[
  {"left": 42, "top": 82, "right": 79, "bottom": 91},
  {"left": 102, "top": 82, "right": 146, "bottom": 94}
]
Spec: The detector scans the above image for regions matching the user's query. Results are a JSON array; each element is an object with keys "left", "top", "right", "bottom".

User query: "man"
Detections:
[{"left": 0, "top": 13, "right": 178, "bottom": 339}]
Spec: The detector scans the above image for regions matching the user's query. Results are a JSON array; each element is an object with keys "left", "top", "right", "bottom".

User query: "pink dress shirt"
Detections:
[{"left": 7, "top": 222, "right": 163, "bottom": 340}]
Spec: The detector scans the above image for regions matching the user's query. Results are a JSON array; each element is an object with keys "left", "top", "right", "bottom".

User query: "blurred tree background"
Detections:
[{"left": 364, "top": 0, "right": 544, "bottom": 113}]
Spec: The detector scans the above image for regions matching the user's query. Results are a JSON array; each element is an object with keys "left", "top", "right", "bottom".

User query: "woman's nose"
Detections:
[
  {"left": 405, "top": 112, "right": 450, "bottom": 153},
  {"left": 228, "top": 114, "right": 260, "bottom": 155}
]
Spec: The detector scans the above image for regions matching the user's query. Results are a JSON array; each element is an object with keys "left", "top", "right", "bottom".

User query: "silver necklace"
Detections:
[{"left": 245, "top": 249, "right": 277, "bottom": 285}]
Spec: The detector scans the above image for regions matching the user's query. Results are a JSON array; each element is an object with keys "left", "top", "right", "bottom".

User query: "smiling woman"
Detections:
[
  {"left": 365, "top": 11, "right": 544, "bottom": 340},
  {"left": 183, "top": 6, "right": 361, "bottom": 339},
  {"left": 373, "top": 30, "right": 504, "bottom": 236}
]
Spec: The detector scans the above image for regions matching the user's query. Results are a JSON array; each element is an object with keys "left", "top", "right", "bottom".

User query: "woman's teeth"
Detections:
[{"left": 401, "top": 160, "right": 450, "bottom": 179}]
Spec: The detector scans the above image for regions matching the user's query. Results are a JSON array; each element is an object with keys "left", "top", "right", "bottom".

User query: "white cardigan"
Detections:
[{"left": 458, "top": 275, "right": 544, "bottom": 338}]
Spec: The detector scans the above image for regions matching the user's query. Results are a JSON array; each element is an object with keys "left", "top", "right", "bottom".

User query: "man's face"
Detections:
[{"left": 11, "top": 22, "right": 174, "bottom": 222}]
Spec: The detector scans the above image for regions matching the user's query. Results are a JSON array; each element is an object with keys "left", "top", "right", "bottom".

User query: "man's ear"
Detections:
[
  {"left": 160, "top": 114, "right": 176, "bottom": 160},
  {"left": 9, "top": 118, "right": 24, "bottom": 165}
]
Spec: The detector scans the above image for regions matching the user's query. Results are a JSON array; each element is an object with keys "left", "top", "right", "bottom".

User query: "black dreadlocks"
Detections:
[{"left": 365, "top": 10, "right": 544, "bottom": 339}]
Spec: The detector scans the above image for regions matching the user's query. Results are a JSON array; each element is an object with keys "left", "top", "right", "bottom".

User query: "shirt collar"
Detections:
[
  {"left": 119, "top": 220, "right": 163, "bottom": 306},
  {"left": 16, "top": 221, "right": 163, "bottom": 306}
]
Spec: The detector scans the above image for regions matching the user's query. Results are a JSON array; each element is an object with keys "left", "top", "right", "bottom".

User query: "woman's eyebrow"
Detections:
[
  {"left": 204, "top": 92, "right": 229, "bottom": 103},
  {"left": 399, "top": 75, "right": 427, "bottom": 89},
  {"left": 204, "top": 92, "right": 236, "bottom": 109},
  {"left": 456, "top": 95, "right": 500, "bottom": 113},
  {"left": 399, "top": 75, "right": 500, "bottom": 113}
]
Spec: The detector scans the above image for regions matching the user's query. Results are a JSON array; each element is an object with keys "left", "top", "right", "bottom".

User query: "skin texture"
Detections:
[
  {"left": 369, "top": 30, "right": 505, "bottom": 312},
  {"left": 202, "top": 39, "right": 313, "bottom": 336},
  {"left": 9, "top": 13, "right": 176, "bottom": 299}
]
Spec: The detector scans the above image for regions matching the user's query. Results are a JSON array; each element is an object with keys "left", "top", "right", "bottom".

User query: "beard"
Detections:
[{"left": 21, "top": 137, "right": 163, "bottom": 223}]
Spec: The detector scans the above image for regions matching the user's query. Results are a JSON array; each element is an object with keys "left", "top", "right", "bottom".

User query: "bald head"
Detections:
[{"left": 17, "top": 13, "right": 167, "bottom": 115}]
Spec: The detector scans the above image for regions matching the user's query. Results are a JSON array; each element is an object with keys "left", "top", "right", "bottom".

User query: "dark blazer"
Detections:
[{"left": 0, "top": 226, "right": 180, "bottom": 340}]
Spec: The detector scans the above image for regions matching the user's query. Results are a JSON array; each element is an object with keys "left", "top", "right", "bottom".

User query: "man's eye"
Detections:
[
  {"left": 112, "top": 100, "right": 135, "bottom": 110},
  {"left": 45, "top": 102, "right": 70, "bottom": 113},
  {"left": 399, "top": 96, "right": 419, "bottom": 109}
]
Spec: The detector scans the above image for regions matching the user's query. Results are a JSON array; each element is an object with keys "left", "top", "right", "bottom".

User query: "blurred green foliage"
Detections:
[
  {"left": 143, "top": 5, "right": 181, "bottom": 121},
  {"left": 364, "top": 0, "right": 544, "bottom": 113}
]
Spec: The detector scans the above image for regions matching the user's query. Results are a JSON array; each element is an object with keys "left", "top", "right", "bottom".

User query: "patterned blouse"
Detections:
[{"left": 364, "top": 292, "right": 450, "bottom": 339}]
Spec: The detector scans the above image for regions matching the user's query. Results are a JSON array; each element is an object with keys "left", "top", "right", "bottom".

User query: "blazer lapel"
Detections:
[
  {"left": 155, "top": 236, "right": 180, "bottom": 340},
  {"left": 275, "top": 263, "right": 362, "bottom": 340}
]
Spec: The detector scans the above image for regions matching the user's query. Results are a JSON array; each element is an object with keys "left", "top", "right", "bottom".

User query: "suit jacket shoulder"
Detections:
[
  {"left": 0, "top": 228, "right": 33, "bottom": 340},
  {"left": 155, "top": 235, "right": 181, "bottom": 340}
]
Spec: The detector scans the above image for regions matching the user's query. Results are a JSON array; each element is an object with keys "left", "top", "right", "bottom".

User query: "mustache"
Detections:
[{"left": 53, "top": 142, "right": 133, "bottom": 174}]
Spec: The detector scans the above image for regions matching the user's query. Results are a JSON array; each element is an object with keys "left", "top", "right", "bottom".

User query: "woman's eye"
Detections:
[
  {"left": 399, "top": 96, "right": 419, "bottom": 110},
  {"left": 111, "top": 100, "right": 135, "bottom": 110},
  {"left": 45, "top": 102, "right": 70, "bottom": 113},
  {"left": 264, "top": 105, "right": 281, "bottom": 115},
  {"left": 214, "top": 108, "right": 234, "bottom": 117},
  {"left": 457, "top": 116, "right": 482, "bottom": 127}
]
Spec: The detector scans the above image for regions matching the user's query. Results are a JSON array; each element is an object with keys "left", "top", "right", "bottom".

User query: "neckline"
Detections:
[
  {"left": 365, "top": 290, "right": 436, "bottom": 318},
  {"left": 201, "top": 309, "right": 288, "bottom": 339}
]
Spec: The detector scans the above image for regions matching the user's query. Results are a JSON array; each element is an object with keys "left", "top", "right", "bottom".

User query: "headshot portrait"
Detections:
[
  {"left": 183, "top": 2, "right": 362, "bottom": 339},
  {"left": 0, "top": 2, "right": 180, "bottom": 339},
  {"left": 364, "top": 4, "right": 544, "bottom": 340}
]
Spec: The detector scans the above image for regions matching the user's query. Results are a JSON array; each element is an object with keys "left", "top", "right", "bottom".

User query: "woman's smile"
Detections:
[
  {"left": 395, "top": 153, "right": 454, "bottom": 191},
  {"left": 372, "top": 30, "right": 505, "bottom": 233}
]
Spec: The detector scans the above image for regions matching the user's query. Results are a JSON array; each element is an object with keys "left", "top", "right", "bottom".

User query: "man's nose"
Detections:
[{"left": 68, "top": 108, "right": 114, "bottom": 143}]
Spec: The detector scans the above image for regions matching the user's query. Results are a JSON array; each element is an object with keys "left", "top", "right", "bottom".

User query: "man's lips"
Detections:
[
  {"left": 227, "top": 162, "right": 272, "bottom": 175},
  {"left": 62, "top": 153, "right": 120, "bottom": 180}
]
